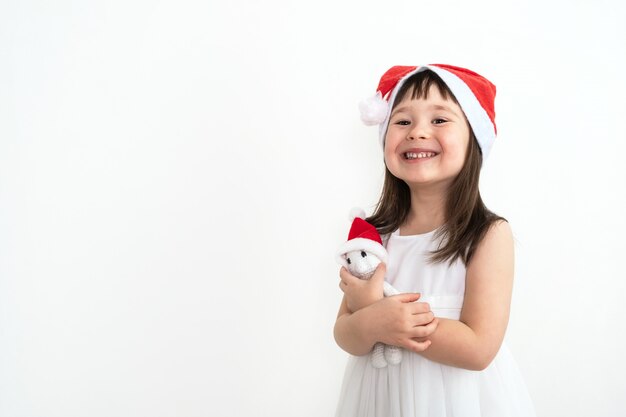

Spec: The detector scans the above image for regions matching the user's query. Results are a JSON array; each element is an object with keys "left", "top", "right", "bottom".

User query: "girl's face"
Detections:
[{"left": 384, "top": 85, "right": 470, "bottom": 191}]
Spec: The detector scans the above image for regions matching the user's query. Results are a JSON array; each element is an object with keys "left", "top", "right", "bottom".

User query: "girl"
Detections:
[{"left": 334, "top": 65, "right": 536, "bottom": 417}]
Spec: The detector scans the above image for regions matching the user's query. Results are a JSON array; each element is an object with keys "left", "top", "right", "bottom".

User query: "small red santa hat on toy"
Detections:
[
  {"left": 359, "top": 64, "right": 497, "bottom": 159},
  {"left": 336, "top": 208, "right": 388, "bottom": 268}
]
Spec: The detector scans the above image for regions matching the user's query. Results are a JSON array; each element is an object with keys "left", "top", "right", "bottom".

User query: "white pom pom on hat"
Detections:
[
  {"left": 359, "top": 92, "right": 389, "bottom": 126},
  {"left": 359, "top": 64, "right": 498, "bottom": 160},
  {"left": 349, "top": 207, "right": 367, "bottom": 221}
]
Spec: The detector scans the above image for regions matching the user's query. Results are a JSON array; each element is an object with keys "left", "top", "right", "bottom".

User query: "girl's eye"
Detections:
[
  {"left": 395, "top": 120, "right": 410, "bottom": 126},
  {"left": 433, "top": 118, "right": 447, "bottom": 125}
]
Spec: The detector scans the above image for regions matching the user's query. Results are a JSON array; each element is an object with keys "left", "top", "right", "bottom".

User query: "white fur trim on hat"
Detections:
[{"left": 336, "top": 237, "right": 389, "bottom": 268}]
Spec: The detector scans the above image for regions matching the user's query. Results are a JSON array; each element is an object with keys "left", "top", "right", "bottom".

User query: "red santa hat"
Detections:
[
  {"left": 359, "top": 64, "right": 497, "bottom": 159},
  {"left": 336, "top": 208, "right": 388, "bottom": 268}
]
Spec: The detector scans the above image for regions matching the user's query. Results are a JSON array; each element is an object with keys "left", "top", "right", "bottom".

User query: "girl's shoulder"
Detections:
[
  {"left": 481, "top": 219, "right": 513, "bottom": 250},
  {"left": 468, "top": 219, "right": 514, "bottom": 269},
  {"left": 486, "top": 218, "right": 512, "bottom": 237}
]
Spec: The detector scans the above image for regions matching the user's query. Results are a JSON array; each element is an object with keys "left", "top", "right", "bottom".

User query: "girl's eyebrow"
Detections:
[
  {"left": 431, "top": 104, "right": 462, "bottom": 117},
  {"left": 391, "top": 105, "right": 410, "bottom": 116},
  {"left": 391, "top": 103, "right": 462, "bottom": 118}
]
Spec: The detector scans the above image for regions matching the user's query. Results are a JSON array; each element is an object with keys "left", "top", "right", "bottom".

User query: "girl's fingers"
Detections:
[
  {"left": 410, "top": 311, "right": 435, "bottom": 326},
  {"left": 370, "top": 262, "right": 386, "bottom": 283},
  {"left": 339, "top": 267, "right": 359, "bottom": 284},
  {"left": 404, "top": 339, "right": 432, "bottom": 353},
  {"left": 410, "top": 318, "right": 439, "bottom": 338},
  {"left": 409, "top": 302, "right": 431, "bottom": 314},
  {"left": 392, "top": 292, "right": 421, "bottom": 303}
]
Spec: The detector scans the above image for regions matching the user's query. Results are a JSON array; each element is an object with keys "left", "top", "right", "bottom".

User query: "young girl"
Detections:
[{"left": 334, "top": 64, "right": 536, "bottom": 417}]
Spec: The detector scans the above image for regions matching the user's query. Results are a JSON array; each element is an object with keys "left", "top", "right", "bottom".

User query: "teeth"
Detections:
[{"left": 405, "top": 152, "right": 436, "bottom": 159}]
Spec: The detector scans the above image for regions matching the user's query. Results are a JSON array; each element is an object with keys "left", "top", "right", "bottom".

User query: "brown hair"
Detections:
[{"left": 366, "top": 70, "right": 506, "bottom": 266}]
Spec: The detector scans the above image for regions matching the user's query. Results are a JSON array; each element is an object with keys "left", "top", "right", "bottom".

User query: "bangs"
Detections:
[{"left": 391, "top": 70, "right": 460, "bottom": 108}]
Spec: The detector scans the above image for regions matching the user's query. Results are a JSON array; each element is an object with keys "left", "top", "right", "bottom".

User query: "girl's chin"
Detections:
[{"left": 401, "top": 176, "right": 455, "bottom": 190}]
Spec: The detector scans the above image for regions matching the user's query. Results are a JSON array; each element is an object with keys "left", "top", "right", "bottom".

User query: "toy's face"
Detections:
[{"left": 344, "top": 249, "right": 381, "bottom": 280}]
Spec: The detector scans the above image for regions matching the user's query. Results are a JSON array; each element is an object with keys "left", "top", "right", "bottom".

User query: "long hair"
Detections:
[{"left": 366, "top": 70, "right": 505, "bottom": 266}]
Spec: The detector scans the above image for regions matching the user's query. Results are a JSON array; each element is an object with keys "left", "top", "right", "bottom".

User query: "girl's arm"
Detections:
[
  {"left": 414, "top": 220, "right": 515, "bottom": 370},
  {"left": 334, "top": 292, "right": 438, "bottom": 356}
]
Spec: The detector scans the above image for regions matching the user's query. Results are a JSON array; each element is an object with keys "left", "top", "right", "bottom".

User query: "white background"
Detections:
[{"left": 1, "top": 0, "right": 625, "bottom": 416}]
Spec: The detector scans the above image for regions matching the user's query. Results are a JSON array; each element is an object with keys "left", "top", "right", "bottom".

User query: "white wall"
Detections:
[{"left": 1, "top": 1, "right": 625, "bottom": 416}]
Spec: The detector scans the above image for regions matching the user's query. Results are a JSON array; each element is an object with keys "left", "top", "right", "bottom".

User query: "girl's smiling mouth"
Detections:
[{"left": 402, "top": 149, "right": 439, "bottom": 160}]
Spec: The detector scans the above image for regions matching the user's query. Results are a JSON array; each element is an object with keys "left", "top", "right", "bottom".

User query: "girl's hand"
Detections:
[
  {"left": 366, "top": 293, "right": 439, "bottom": 353},
  {"left": 339, "top": 263, "right": 385, "bottom": 312}
]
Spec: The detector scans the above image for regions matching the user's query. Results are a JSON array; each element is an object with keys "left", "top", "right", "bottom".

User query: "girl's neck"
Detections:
[{"left": 400, "top": 186, "right": 447, "bottom": 236}]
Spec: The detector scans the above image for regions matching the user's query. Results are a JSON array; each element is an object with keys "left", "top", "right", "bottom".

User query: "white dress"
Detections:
[{"left": 335, "top": 228, "right": 536, "bottom": 417}]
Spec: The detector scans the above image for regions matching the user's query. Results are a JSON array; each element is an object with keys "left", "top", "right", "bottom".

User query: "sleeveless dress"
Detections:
[{"left": 335, "top": 228, "right": 536, "bottom": 417}]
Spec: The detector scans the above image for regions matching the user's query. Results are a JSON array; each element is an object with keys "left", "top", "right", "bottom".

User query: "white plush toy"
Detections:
[{"left": 336, "top": 208, "right": 402, "bottom": 368}]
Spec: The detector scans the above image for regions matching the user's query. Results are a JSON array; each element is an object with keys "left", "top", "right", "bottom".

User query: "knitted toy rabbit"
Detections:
[{"left": 336, "top": 209, "right": 402, "bottom": 368}]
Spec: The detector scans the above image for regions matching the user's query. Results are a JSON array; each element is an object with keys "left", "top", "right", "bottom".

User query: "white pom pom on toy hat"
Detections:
[
  {"left": 348, "top": 207, "right": 367, "bottom": 221},
  {"left": 359, "top": 64, "right": 498, "bottom": 160}
]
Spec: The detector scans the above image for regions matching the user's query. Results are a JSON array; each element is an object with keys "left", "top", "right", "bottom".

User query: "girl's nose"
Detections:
[{"left": 406, "top": 121, "right": 430, "bottom": 140}]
